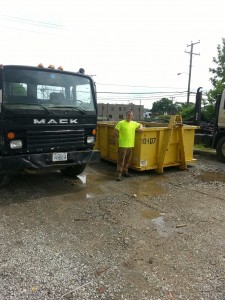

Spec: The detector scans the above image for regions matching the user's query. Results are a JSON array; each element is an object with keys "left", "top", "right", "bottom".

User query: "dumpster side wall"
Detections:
[{"left": 95, "top": 120, "right": 197, "bottom": 172}]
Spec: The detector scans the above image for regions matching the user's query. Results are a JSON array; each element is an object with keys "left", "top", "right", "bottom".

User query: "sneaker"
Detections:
[
  {"left": 116, "top": 175, "right": 122, "bottom": 181},
  {"left": 123, "top": 173, "right": 131, "bottom": 177}
]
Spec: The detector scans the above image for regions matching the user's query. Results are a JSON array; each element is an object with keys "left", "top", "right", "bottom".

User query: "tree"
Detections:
[
  {"left": 180, "top": 103, "right": 195, "bottom": 122},
  {"left": 208, "top": 38, "right": 225, "bottom": 100},
  {"left": 151, "top": 98, "right": 178, "bottom": 116},
  {"left": 193, "top": 38, "right": 225, "bottom": 123}
]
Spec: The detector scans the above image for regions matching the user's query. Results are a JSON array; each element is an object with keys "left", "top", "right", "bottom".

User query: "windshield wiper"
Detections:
[
  {"left": 37, "top": 103, "right": 51, "bottom": 114},
  {"left": 51, "top": 105, "right": 87, "bottom": 114},
  {"left": 3, "top": 103, "right": 51, "bottom": 114},
  {"left": 73, "top": 106, "right": 87, "bottom": 114}
]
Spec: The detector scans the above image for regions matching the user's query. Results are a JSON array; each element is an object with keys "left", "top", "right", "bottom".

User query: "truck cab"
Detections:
[
  {"left": 214, "top": 89, "right": 225, "bottom": 162},
  {"left": 0, "top": 64, "right": 100, "bottom": 186},
  {"left": 217, "top": 89, "right": 225, "bottom": 128}
]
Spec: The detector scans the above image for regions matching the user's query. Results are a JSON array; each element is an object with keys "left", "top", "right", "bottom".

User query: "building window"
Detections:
[
  {"left": 119, "top": 107, "right": 122, "bottom": 111},
  {"left": 119, "top": 114, "right": 123, "bottom": 119},
  {"left": 111, "top": 106, "right": 114, "bottom": 111},
  {"left": 108, "top": 114, "right": 112, "bottom": 119}
]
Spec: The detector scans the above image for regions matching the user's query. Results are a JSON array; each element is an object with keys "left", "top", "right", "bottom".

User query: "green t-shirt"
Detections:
[{"left": 115, "top": 120, "right": 140, "bottom": 147}]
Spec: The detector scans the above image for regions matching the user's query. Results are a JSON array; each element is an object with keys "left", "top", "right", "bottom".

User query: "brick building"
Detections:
[{"left": 97, "top": 103, "right": 144, "bottom": 121}]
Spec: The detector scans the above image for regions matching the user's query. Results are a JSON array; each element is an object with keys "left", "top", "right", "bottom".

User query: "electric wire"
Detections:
[
  {"left": 0, "top": 13, "right": 204, "bottom": 106},
  {"left": 0, "top": 25, "right": 51, "bottom": 35},
  {"left": 97, "top": 91, "right": 187, "bottom": 95},
  {"left": 1, "top": 14, "right": 64, "bottom": 29},
  {"left": 96, "top": 82, "right": 187, "bottom": 90}
]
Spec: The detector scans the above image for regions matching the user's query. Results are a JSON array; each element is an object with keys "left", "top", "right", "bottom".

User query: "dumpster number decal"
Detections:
[
  {"left": 141, "top": 138, "right": 156, "bottom": 144},
  {"left": 140, "top": 160, "right": 148, "bottom": 167}
]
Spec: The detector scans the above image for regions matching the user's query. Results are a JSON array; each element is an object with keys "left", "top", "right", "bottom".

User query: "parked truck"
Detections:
[
  {"left": 0, "top": 64, "right": 100, "bottom": 187},
  {"left": 194, "top": 87, "right": 225, "bottom": 162}
]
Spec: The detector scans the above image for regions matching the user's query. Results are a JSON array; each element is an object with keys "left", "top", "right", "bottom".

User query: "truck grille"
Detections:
[{"left": 27, "top": 129, "right": 85, "bottom": 152}]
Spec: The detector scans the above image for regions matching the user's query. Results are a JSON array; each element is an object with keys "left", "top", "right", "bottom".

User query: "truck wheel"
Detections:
[
  {"left": 216, "top": 136, "right": 225, "bottom": 163},
  {"left": 60, "top": 164, "right": 86, "bottom": 177},
  {"left": 0, "top": 174, "right": 12, "bottom": 188}
]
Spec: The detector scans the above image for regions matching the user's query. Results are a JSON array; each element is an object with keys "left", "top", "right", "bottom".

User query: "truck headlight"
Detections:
[
  {"left": 87, "top": 136, "right": 95, "bottom": 144},
  {"left": 10, "top": 140, "right": 23, "bottom": 149}
]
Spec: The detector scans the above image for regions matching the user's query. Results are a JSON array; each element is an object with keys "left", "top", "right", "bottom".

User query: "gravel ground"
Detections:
[{"left": 0, "top": 152, "right": 225, "bottom": 300}]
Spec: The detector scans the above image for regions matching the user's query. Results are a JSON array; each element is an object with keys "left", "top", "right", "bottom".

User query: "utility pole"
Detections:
[
  {"left": 185, "top": 41, "right": 200, "bottom": 105},
  {"left": 139, "top": 99, "right": 141, "bottom": 121},
  {"left": 170, "top": 96, "right": 174, "bottom": 115}
]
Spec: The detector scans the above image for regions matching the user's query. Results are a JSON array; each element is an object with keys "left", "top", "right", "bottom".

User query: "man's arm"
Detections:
[
  {"left": 136, "top": 123, "right": 143, "bottom": 132},
  {"left": 113, "top": 128, "right": 119, "bottom": 137}
]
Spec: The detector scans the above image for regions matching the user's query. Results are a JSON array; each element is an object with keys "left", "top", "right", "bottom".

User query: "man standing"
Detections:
[{"left": 113, "top": 110, "right": 142, "bottom": 181}]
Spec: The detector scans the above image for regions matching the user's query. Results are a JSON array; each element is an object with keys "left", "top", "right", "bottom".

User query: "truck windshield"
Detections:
[{"left": 2, "top": 67, "right": 96, "bottom": 112}]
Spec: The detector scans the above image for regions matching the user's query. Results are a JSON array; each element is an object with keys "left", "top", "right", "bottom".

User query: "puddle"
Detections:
[
  {"left": 141, "top": 208, "right": 160, "bottom": 219},
  {"left": 88, "top": 173, "right": 112, "bottom": 183},
  {"left": 131, "top": 179, "right": 166, "bottom": 197},
  {"left": 140, "top": 209, "right": 173, "bottom": 237},
  {"left": 63, "top": 174, "right": 105, "bottom": 201},
  {"left": 198, "top": 171, "right": 225, "bottom": 183},
  {"left": 151, "top": 216, "right": 176, "bottom": 237},
  {"left": 63, "top": 172, "right": 167, "bottom": 203},
  {"left": 152, "top": 216, "right": 166, "bottom": 232},
  {"left": 86, "top": 194, "right": 92, "bottom": 199}
]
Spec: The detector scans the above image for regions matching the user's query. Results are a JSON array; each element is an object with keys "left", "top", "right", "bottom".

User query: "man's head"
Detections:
[{"left": 125, "top": 110, "right": 134, "bottom": 122}]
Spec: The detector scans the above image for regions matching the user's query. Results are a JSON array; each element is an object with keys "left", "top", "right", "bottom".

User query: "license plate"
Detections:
[{"left": 52, "top": 152, "right": 67, "bottom": 162}]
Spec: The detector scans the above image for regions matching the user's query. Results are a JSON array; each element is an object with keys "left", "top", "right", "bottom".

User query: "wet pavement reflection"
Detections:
[{"left": 198, "top": 171, "right": 225, "bottom": 183}]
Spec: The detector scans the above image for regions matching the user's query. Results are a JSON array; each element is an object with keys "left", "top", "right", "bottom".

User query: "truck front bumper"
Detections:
[{"left": 0, "top": 150, "right": 101, "bottom": 173}]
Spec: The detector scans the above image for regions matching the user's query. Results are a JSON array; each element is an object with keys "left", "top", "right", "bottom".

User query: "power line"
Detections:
[
  {"left": 0, "top": 25, "right": 51, "bottom": 35},
  {"left": 97, "top": 92, "right": 188, "bottom": 99},
  {"left": 97, "top": 91, "right": 187, "bottom": 95},
  {"left": 1, "top": 14, "right": 64, "bottom": 29},
  {"left": 97, "top": 93, "right": 189, "bottom": 101},
  {"left": 97, "top": 90, "right": 196, "bottom": 105},
  {"left": 97, "top": 93, "right": 189, "bottom": 103},
  {"left": 96, "top": 82, "right": 186, "bottom": 90}
]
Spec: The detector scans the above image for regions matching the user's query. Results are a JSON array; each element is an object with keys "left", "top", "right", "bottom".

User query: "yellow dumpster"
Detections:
[{"left": 95, "top": 115, "right": 198, "bottom": 173}]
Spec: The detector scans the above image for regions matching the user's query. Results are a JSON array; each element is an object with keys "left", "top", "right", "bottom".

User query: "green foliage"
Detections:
[
  {"left": 201, "top": 104, "right": 215, "bottom": 123},
  {"left": 209, "top": 38, "right": 225, "bottom": 88},
  {"left": 202, "top": 38, "right": 225, "bottom": 122},
  {"left": 151, "top": 98, "right": 179, "bottom": 115},
  {"left": 207, "top": 38, "right": 225, "bottom": 99},
  {"left": 151, "top": 39, "right": 225, "bottom": 123},
  {"left": 180, "top": 103, "right": 195, "bottom": 121},
  {"left": 150, "top": 100, "right": 215, "bottom": 124},
  {"left": 194, "top": 143, "right": 216, "bottom": 153}
]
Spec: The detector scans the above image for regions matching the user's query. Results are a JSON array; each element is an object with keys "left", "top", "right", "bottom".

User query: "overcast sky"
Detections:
[{"left": 0, "top": 0, "right": 224, "bottom": 108}]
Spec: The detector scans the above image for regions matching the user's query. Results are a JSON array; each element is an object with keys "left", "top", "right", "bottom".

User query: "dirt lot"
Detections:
[{"left": 0, "top": 152, "right": 225, "bottom": 300}]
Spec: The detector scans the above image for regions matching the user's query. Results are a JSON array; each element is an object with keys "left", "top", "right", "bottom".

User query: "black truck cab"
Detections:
[{"left": 0, "top": 64, "right": 100, "bottom": 187}]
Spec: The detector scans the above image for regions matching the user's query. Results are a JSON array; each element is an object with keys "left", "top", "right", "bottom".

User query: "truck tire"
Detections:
[
  {"left": 0, "top": 174, "right": 12, "bottom": 188},
  {"left": 216, "top": 136, "right": 225, "bottom": 163},
  {"left": 60, "top": 164, "right": 86, "bottom": 178}
]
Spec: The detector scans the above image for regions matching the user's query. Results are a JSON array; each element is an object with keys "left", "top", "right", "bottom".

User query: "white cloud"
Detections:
[{"left": 0, "top": 0, "right": 224, "bottom": 106}]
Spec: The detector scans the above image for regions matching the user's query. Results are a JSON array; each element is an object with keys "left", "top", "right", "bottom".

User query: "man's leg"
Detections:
[
  {"left": 122, "top": 148, "right": 132, "bottom": 175},
  {"left": 116, "top": 148, "right": 126, "bottom": 180}
]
